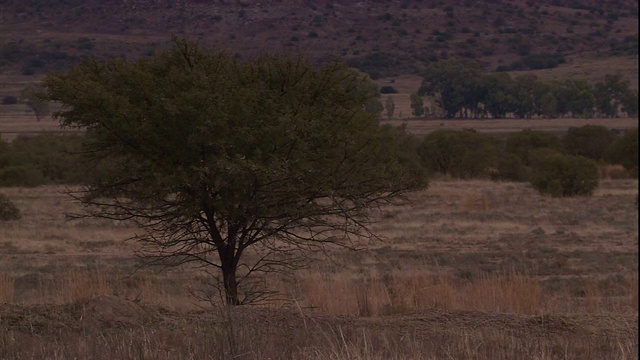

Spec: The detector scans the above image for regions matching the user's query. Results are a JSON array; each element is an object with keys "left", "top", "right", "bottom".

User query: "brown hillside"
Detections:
[
  {"left": 0, "top": 0, "right": 637, "bottom": 78},
  {"left": 0, "top": 0, "right": 638, "bottom": 128}
]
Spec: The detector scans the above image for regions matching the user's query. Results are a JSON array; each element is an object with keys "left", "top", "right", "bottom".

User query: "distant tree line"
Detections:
[{"left": 417, "top": 59, "right": 638, "bottom": 119}]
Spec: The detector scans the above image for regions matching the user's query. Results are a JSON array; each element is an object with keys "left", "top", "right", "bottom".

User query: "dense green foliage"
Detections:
[
  {"left": 380, "top": 86, "right": 398, "bottom": 94},
  {"left": 504, "top": 130, "right": 563, "bottom": 166},
  {"left": 410, "top": 92, "right": 425, "bottom": 117},
  {"left": 417, "top": 129, "right": 499, "bottom": 179},
  {"left": 419, "top": 59, "right": 638, "bottom": 119},
  {"left": 415, "top": 126, "right": 638, "bottom": 186},
  {"left": 1, "top": 119, "right": 636, "bottom": 200},
  {"left": 606, "top": 128, "right": 639, "bottom": 178},
  {"left": 42, "top": 40, "right": 427, "bottom": 305},
  {"left": 562, "top": 125, "right": 616, "bottom": 161},
  {"left": 529, "top": 153, "right": 600, "bottom": 197},
  {"left": 0, "top": 134, "right": 85, "bottom": 187}
]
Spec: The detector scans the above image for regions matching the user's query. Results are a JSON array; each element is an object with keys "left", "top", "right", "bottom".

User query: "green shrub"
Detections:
[
  {"left": 0, "top": 165, "right": 47, "bottom": 187},
  {"left": 9, "top": 134, "right": 85, "bottom": 184},
  {"left": 492, "top": 153, "right": 528, "bottom": 181},
  {"left": 563, "top": 125, "right": 616, "bottom": 161},
  {"left": 530, "top": 153, "right": 599, "bottom": 197},
  {"left": 505, "top": 129, "right": 562, "bottom": 166},
  {"left": 418, "top": 129, "right": 500, "bottom": 179},
  {"left": 0, "top": 193, "right": 21, "bottom": 221},
  {"left": 606, "top": 128, "right": 638, "bottom": 178},
  {"left": 529, "top": 147, "right": 566, "bottom": 168}
]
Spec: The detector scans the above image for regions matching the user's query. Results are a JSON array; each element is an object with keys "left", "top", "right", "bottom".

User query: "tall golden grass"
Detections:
[
  {"left": 3, "top": 265, "right": 634, "bottom": 317},
  {"left": 0, "top": 272, "right": 14, "bottom": 303}
]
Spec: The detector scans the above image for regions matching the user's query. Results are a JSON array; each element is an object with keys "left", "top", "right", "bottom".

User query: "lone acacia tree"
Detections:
[{"left": 43, "top": 40, "right": 427, "bottom": 305}]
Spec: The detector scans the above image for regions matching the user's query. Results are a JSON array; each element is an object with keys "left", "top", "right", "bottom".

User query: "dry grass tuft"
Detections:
[
  {"left": 56, "top": 269, "right": 111, "bottom": 304},
  {"left": 462, "top": 271, "right": 542, "bottom": 315},
  {"left": 0, "top": 273, "right": 15, "bottom": 303}
]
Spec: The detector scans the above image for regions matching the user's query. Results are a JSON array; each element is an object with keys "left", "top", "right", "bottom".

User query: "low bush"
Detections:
[
  {"left": 606, "top": 128, "right": 638, "bottom": 178},
  {"left": 492, "top": 153, "right": 529, "bottom": 181},
  {"left": 418, "top": 129, "right": 500, "bottom": 179},
  {"left": 0, "top": 165, "right": 47, "bottom": 187},
  {"left": 0, "top": 134, "right": 90, "bottom": 187},
  {"left": 563, "top": 125, "right": 616, "bottom": 161},
  {"left": 505, "top": 130, "right": 563, "bottom": 166},
  {"left": 0, "top": 193, "right": 21, "bottom": 221},
  {"left": 530, "top": 153, "right": 599, "bottom": 197}
]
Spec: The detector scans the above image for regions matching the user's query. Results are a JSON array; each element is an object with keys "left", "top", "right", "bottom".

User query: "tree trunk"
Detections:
[{"left": 221, "top": 256, "right": 241, "bottom": 305}]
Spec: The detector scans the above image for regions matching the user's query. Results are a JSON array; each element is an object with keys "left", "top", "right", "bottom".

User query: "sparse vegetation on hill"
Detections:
[{"left": 0, "top": 0, "right": 637, "bottom": 80}]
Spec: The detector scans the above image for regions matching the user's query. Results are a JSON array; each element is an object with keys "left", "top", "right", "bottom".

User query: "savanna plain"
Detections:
[
  {"left": 0, "top": 176, "right": 637, "bottom": 359},
  {"left": 1, "top": 0, "right": 639, "bottom": 358}
]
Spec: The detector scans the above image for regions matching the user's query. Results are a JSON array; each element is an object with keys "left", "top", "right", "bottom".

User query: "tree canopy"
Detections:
[{"left": 42, "top": 40, "right": 427, "bottom": 305}]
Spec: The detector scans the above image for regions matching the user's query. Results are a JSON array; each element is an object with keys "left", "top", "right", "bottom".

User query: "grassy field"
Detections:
[{"left": 0, "top": 179, "right": 637, "bottom": 359}]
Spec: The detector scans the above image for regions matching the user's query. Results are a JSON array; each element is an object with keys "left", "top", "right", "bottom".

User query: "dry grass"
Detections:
[
  {"left": 0, "top": 179, "right": 637, "bottom": 358},
  {"left": 0, "top": 272, "right": 14, "bottom": 303}
]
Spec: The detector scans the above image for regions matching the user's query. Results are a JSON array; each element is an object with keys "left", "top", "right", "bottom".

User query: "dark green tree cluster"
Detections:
[
  {"left": 417, "top": 129, "right": 500, "bottom": 179},
  {"left": 416, "top": 126, "right": 638, "bottom": 197},
  {"left": 418, "top": 59, "right": 638, "bottom": 119},
  {"left": 0, "top": 134, "right": 86, "bottom": 187}
]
